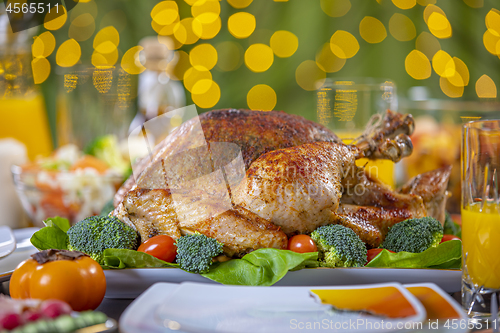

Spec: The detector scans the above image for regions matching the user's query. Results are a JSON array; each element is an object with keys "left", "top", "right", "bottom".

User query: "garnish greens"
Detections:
[{"left": 30, "top": 216, "right": 462, "bottom": 286}]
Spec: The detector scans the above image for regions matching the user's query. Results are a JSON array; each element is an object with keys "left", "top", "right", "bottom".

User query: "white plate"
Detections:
[
  {"left": 120, "top": 282, "right": 428, "bottom": 333},
  {"left": 0, "top": 226, "right": 16, "bottom": 258},
  {"left": 104, "top": 267, "right": 461, "bottom": 299},
  {"left": 404, "top": 283, "right": 469, "bottom": 333},
  {"left": 0, "top": 227, "right": 38, "bottom": 282}
]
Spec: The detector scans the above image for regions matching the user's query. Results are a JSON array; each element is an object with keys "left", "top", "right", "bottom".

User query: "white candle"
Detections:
[{"left": 0, "top": 139, "right": 28, "bottom": 229}]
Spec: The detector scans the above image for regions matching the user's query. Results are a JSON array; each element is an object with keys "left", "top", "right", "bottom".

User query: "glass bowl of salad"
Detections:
[{"left": 12, "top": 144, "right": 128, "bottom": 227}]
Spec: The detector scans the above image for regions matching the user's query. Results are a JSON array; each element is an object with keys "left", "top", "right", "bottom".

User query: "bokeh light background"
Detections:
[{"left": 18, "top": 0, "right": 500, "bottom": 142}]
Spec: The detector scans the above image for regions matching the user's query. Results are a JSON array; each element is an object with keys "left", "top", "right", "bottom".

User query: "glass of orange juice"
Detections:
[
  {"left": 316, "top": 78, "right": 397, "bottom": 187},
  {"left": 461, "top": 119, "right": 500, "bottom": 322},
  {"left": 0, "top": 18, "right": 53, "bottom": 160}
]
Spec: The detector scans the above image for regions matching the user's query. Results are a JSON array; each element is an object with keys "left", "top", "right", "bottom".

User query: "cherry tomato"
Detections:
[
  {"left": 138, "top": 235, "right": 177, "bottom": 262},
  {"left": 366, "top": 248, "right": 395, "bottom": 263},
  {"left": 10, "top": 256, "right": 106, "bottom": 311},
  {"left": 287, "top": 235, "right": 318, "bottom": 253},
  {"left": 440, "top": 234, "right": 461, "bottom": 243}
]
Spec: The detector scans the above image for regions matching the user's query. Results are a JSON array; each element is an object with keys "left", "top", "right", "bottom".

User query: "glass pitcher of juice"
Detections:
[{"left": 0, "top": 12, "right": 52, "bottom": 160}]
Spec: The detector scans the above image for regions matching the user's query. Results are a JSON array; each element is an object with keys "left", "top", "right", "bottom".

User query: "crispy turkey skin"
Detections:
[
  {"left": 114, "top": 109, "right": 339, "bottom": 206},
  {"left": 112, "top": 109, "right": 451, "bottom": 256}
]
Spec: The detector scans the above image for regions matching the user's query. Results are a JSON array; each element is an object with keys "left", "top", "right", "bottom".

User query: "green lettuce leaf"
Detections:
[
  {"left": 30, "top": 217, "right": 70, "bottom": 250},
  {"left": 366, "top": 240, "right": 462, "bottom": 269},
  {"left": 102, "top": 249, "right": 179, "bottom": 269},
  {"left": 201, "top": 248, "right": 319, "bottom": 286}
]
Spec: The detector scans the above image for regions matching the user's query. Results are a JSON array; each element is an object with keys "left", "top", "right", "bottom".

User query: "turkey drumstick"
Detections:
[
  {"left": 353, "top": 109, "right": 415, "bottom": 162},
  {"left": 233, "top": 141, "right": 450, "bottom": 248}
]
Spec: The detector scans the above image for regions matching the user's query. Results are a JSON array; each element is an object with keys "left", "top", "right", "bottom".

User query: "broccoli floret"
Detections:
[
  {"left": 84, "top": 135, "right": 130, "bottom": 175},
  {"left": 67, "top": 216, "right": 139, "bottom": 264},
  {"left": 175, "top": 233, "right": 223, "bottom": 273},
  {"left": 310, "top": 224, "right": 367, "bottom": 268},
  {"left": 443, "top": 211, "right": 461, "bottom": 238},
  {"left": 381, "top": 217, "right": 444, "bottom": 253}
]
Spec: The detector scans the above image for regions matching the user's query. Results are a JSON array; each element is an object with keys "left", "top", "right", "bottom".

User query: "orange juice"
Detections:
[
  {"left": 461, "top": 203, "right": 500, "bottom": 289},
  {"left": 338, "top": 131, "right": 395, "bottom": 188},
  {"left": 357, "top": 158, "right": 395, "bottom": 188},
  {"left": 0, "top": 95, "right": 53, "bottom": 160}
]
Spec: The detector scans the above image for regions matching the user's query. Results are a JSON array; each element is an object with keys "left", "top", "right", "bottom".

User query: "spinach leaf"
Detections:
[
  {"left": 366, "top": 240, "right": 461, "bottom": 269},
  {"left": 201, "top": 249, "right": 318, "bottom": 286},
  {"left": 43, "top": 216, "right": 71, "bottom": 232},
  {"left": 102, "top": 249, "right": 179, "bottom": 269},
  {"left": 30, "top": 217, "right": 70, "bottom": 250}
]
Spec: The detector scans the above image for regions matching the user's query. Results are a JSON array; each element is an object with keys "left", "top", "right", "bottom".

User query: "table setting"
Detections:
[{"left": 1, "top": 0, "right": 500, "bottom": 332}]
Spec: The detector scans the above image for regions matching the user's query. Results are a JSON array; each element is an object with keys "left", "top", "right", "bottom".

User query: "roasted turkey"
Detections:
[{"left": 112, "top": 109, "right": 451, "bottom": 257}]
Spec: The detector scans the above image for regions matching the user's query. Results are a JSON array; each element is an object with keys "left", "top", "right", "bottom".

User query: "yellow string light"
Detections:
[
  {"left": 315, "top": 43, "right": 346, "bottom": 73},
  {"left": 389, "top": 13, "right": 416, "bottom": 41},
  {"left": 330, "top": 30, "right": 359, "bottom": 58},
  {"left": 244, "top": 44, "right": 274, "bottom": 72},
  {"left": 56, "top": 39, "right": 81, "bottom": 67},
  {"left": 405, "top": 50, "right": 431, "bottom": 80},
  {"left": 192, "top": 79, "right": 220, "bottom": 108},
  {"left": 476, "top": 74, "right": 497, "bottom": 98},
  {"left": 32, "top": 32, "right": 56, "bottom": 58},
  {"left": 392, "top": 0, "right": 416, "bottom": 10},
  {"left": 32, "top": 57, "right": 50, "bottom": 84},
  {"left": 247, "top": 84, "right": 277, "bottom": 111},
  {"left": 121, "top": 46, "right": 146, "bottom": 75},
  {"left": 295, "top": 60, "right": 326, "bottom": 91},
  {"left": 320, "top": 0, "right": 351, "bottom": 17},
  {"left": 440, "top": 76, "right": 463, "bottom": 98},
  {"left": 270, "top": 31, "right": 298, "bottom": 58},
  {"left": 228, "top": 12, "right": 256, "bottom": 39},
  {"left": 359, "top": 16, "right": 387, "bottom": 44}
]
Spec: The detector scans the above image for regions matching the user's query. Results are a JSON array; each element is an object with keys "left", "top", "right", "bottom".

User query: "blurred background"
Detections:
[{"left": 1, "top": 0, "right": 500, "bottom": 226}]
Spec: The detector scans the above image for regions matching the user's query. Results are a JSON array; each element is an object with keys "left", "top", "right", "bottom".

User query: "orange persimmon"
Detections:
[{"left": 9, "top": 250, "right": 106, "bottom": 311}]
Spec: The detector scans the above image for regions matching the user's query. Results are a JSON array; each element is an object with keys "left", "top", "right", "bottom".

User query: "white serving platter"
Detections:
[{"left": 104, "top": 267, "right": 461, "bottom": 299}]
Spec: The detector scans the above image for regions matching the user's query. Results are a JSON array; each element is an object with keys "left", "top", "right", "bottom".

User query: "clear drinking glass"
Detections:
[
  {"left": 56, "top": 65, "right": 137, "bottom": 148},
  {"left": 461, "top": 119, "right": 500, "bottom": 323},
  {"left": 316, "top": 78, "right": 398, "bottom": 187}
]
